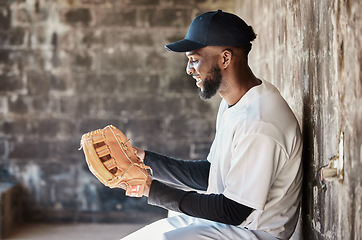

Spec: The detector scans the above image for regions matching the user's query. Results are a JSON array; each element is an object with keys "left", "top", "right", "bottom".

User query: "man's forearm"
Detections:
[{"left": 144, "top": 151, "right": 210, "bottom": 191}]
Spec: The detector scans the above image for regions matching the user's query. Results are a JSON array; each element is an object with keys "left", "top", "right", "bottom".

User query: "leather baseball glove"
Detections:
[{"left": 79, "top": 125, "right": 152, "bottom": 197}]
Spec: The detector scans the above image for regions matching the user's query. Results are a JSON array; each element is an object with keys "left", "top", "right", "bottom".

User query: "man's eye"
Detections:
[{"left": 191, "top": 59, "right": 198, "bottom": 64}]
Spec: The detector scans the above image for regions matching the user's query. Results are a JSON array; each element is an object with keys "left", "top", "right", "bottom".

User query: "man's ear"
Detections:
[{"left": 221, "top": 49, "right": 232, "bottom": 69}]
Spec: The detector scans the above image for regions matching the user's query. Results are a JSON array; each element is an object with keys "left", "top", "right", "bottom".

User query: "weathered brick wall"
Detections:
[
  {"left": 236, "top": 0, "right": 361, "bottom": 239},
  {"left": 2, "top": 0, "right": 361, "bottom": 238},
  {"left": 0, "top": 0, "right": 235, "bottom": 222}
]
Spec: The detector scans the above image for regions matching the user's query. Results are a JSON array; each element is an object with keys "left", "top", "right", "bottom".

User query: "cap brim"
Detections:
[{"left": 165, "top": 39, "right": 205, "bottom": 52}]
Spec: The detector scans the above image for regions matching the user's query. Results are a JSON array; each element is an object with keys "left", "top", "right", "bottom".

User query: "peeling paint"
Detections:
[
  {"left": 75, "top": 165, "right": 101, "bottom": 211},
  {"left": 9, "top": 163, "right": 45, "bottom": 203}
]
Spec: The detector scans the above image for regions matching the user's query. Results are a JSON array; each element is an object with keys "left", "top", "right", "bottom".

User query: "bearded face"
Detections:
[{"left": 197, "top": 64, "right": 222, "bottom": 100}]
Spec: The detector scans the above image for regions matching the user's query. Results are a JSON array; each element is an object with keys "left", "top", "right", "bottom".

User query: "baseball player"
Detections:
[{"left": 115, "top": 10, "right": 302, "bottom": 240}]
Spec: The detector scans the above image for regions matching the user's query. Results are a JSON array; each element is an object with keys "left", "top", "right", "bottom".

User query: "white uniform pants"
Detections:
[{"left": 121, "top": 214, "right": 277, "bottom": 240}]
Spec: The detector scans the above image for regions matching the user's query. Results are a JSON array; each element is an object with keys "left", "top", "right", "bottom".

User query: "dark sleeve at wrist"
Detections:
[
  {"left": 148, "top": 180, "right": 253, "bottom": 226},
  {"left": 179, "top": 192, "right": 253, "bottom": 225},
  {"left": 148, "top": 180, "right": 188, "bottom": 212}
]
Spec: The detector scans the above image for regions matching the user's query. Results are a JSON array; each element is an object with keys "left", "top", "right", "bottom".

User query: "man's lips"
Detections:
[
  {"left": 192, "top": 75, "right": 202, "bottom": 87},
  {"left": 192, "top": 74, "right": 200, "bottom": 79}
]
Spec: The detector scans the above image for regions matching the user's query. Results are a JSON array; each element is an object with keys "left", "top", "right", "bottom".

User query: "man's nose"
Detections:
[{"left": 186, "top": 62, "right": 194, "bottom": 75}]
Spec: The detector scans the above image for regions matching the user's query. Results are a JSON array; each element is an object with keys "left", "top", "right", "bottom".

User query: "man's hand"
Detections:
[
  {"left": 133, "top": 147, "right": 145, "bottom": 162},
  {"left": 132, "top": 147, "right": 152, "bottom": 197},
  {"left": 143, "top": 174, "right": 153, "bottom": 197}
]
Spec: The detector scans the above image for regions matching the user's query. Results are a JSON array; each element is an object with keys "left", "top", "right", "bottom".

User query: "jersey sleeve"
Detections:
[{"left": 223, "top": 134, "right": 287, "bottom": 210}]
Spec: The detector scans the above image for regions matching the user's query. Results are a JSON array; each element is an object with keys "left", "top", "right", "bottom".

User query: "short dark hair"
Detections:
[{"left": 243, "top": 25, "right": 257, "bottom": 54}]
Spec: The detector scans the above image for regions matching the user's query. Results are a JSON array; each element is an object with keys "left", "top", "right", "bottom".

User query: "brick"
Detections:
[
  {"left": 0, "top": 50, "right": 10, "bottom": 63},
  {"left": 81, "top": 30, "right": 103, "bottom": 46},
  {"left": 8, "top": 96, "right": 28, "bottom": 114},
  {"left": 58, "top": 97, "right": 77, "bottom": 115},
  {"left": 167, "top": 73, "right": 195, "bottom": 94},
  {"left": 9, "top": 139, "right": 50, "bottom": 159},
  {"left": 121, "top": 73, "right": 160, "bottom": 94},
  {"left": 65, "top": 8, "right": 91, "bottom": 26},
  {"left": 76, "top": 73, "right": 119, "bottom": 94},
  {"left": 98, "top": 9, "right": 136, "bottom": 27},
  {"left": 73, "top": 52, "right": 92, "bottom": 69},
  {"left": 144, "top": 51, "right": 166, "bottom": 73},
  {"left": 0, "top": 50, "right": 27, "bottom": 71},
  {"left": 3, "top": 119, "right": 35, "bottom": 136},
  {"left": 0, "top": 4, "right": 11, "bottom": 30},
  {"left": 8, "top": 27, "right": 26, "bottom": 45},
  {"left": 0, "top": 73, "right": 23, "bottom": 92},
  {"left": 140, "top": 8, "right": 190, "bottom": 27},
  {"left": 101, "top": 97, "right": 128, "bottom": 116},
  {"left": 81, "top": 0, "right": 115, "bottom": 5},
  {"left": 190, "top": 142, "right": 211, "bottom": 159},
  {"left": 97, "top": 51, "right": 117, "bottom": 72},
  {"left": 102, "top": 96, "right": 183, "bottom": 118},
  {"left": 33, "top": 2, "right": 49, "bottom": 22},
  {"left": 124, "top": 118, "right": 163, "bottom": 139},
  {"left": 97, "top": 31, "right": 122, "bottom": 48},
  {"left": 126, "top": 0, "right": 160, "bottom": 6},
  {"left": 76, "top": 97, "right": 102, "bottom": 117},
  {"left": 147, "top": 138, "right": 191, "bottom": 159},
  {"left": 13, "top": 5, "right": 32, "bottom": 24},
  {"left": 98, "top": 50, "right": 141, "bottom": 72},
  {"left": 182, "top": 97, "right": 217, "bottom": 118},
  {"left": 0, "top": 31, "right": 6, "bottom": 45},
  {"left": 169, "top": 117, "right": 214, "bottom": 139},
  {"left": 35, "top": 118, "right": 60, "bottom": 137},
  {"left": 0, "top": 138, "right": 9, "bottom": 160},
  {"left": 27, "top": 71, "right": 50, "bottom": 96},
  {"left": 33, "top": 25, "right": 47, "bottom": 45},
  {"left": 0, "top": 97, "right": 8, "bottom": 115},
  {"left": 120, "top": 31, "right": 154, "bottom": 47},
  {"left": 35, "top": 119, "right": 76, "bottom": 139},
  {"left": 50, "top": 140, "right": 82, "bottom": 161},
  {"left": 50, "top": 74, "right": 67, "bottom": 91},
  {"left": 148, "top": 97, "right": 183, "bottom": 117},
  {"left": 170, "top": 0, "right": 199, "bottom": 5},
  {"left": 32, "top": 96, "right": 51, "bottom": 113}
]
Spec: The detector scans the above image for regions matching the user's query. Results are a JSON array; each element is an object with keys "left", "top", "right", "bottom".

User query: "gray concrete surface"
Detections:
[{"left": 4, "top": 223, "right": 146, "bottom": 240}]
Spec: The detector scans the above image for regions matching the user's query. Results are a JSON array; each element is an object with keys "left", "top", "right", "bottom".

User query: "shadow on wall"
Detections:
[{"left": 301, "top": 94, "right": 314, "bottom": 240}]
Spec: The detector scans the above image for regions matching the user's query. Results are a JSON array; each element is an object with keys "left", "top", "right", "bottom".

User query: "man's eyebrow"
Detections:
[{"left": 186, "top": 51, "right": 199, "bottom": 57}]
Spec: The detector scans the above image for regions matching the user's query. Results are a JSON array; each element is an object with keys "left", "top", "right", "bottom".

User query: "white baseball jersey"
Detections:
[
  {"left": 123, "top": 80, "right": 303, "bottom": 240},
  {"left": 206, "top": 80, "right": 303, "bottom": 239}
]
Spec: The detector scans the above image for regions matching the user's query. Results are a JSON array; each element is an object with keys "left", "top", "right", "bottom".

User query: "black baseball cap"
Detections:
[{"left": 165, "top": 10, "right": 253, "bottom": 52}]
